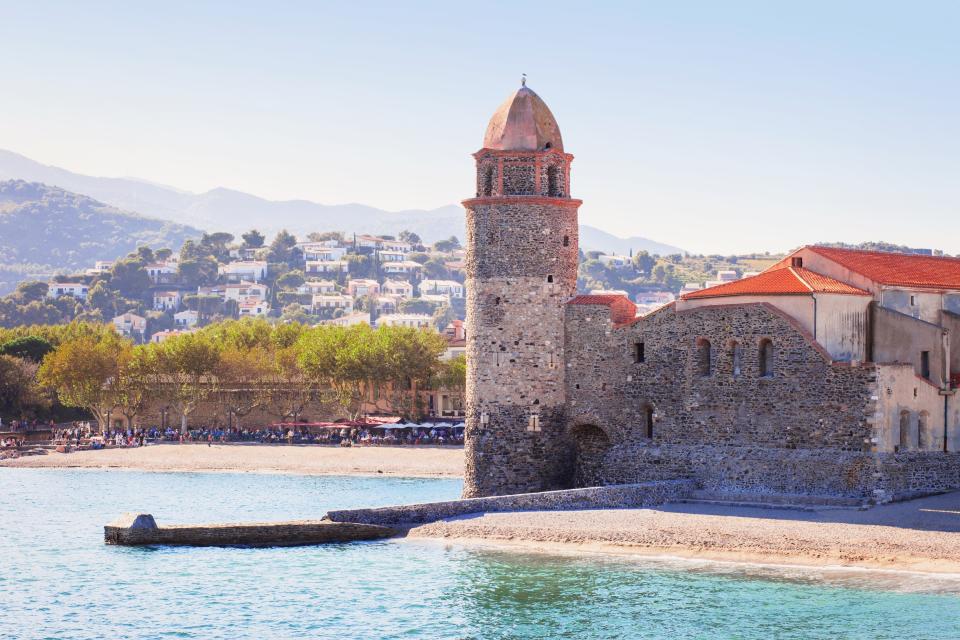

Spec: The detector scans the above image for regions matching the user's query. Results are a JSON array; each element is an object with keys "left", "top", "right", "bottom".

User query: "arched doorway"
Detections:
[{"left": 570, "top": 424, "right": 611, "bottom": 488}]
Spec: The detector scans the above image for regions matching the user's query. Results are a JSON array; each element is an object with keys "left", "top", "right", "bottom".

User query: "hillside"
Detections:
[
  {"left": 0, "top": 149, "right": 683, "bottom": 254},
  {"left": 0, "top": 180, "right": 201, "bottom": 295}
]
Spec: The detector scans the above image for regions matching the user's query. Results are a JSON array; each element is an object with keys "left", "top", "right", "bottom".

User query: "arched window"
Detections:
[
  {"left": 696, "top": 338, "right": 712, "bottom": 377},
  {"left": 730, "top": 340, "right": 742, "bottom": 377},
  {"left": 481, "top": 167, "right": 494, "bottom": 197},
  {"left": 899, "top": 410, "right": 911, "bottom": 451},
  {"left": 918, "top": 411, "right": 929, "bottom": 449},
  {"left": 644, "top": 404, "right": 654, "bottom": 439},
  {"left": 547, "top": 165, "right": 561, "bottom": 197},
  {"left": 759, "top": 338, "right": 774, "bottom": 378}
]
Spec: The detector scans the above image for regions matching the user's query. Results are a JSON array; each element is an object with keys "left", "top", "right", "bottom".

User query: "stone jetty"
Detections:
[{"left": 104, "top": 513, "right": 395, "bottom": 546}]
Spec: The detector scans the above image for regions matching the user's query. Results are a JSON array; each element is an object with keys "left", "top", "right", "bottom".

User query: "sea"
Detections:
[{"left": 1, "top": 467, "right": 959, "bottom": 639}]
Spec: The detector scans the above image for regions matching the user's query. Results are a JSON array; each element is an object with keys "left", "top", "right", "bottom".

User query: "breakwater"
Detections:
[
  {"left": 105, "top": 480, "right": 695, "bottom": 546},
  {"left": 104, "top": 512, "right": 395, "bottom": 546}
]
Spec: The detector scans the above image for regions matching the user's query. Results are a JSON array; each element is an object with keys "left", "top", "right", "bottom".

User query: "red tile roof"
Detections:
[
  {"left": 775, "top": 246, "right": 960, "bottom": 290},
  {"left": 681, "top": 267, "right": 870, "bottom": 300}
]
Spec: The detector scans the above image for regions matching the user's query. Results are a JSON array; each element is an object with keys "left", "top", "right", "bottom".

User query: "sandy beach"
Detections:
[
  {"left": 408, "top": 491, "right": 960, "bottom": 575},
  {"left": 0, "top": 444, "right": 465, "bottom": 478}
]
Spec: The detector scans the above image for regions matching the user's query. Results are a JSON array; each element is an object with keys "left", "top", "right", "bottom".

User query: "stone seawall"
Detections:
[
  {"left": 326, "top": 480, "right": 696, "bottom": 527},
  {"left": 104, "top": 513, "right": 396, "bottom": 546},
  {"left": 599, "top": 444, "right": 960, "bottom": 503}
]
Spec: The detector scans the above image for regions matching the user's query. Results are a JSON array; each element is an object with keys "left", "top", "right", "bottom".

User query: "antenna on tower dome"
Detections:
[{"left": 521, "top": 73, "right": 527, "bottom": 87}]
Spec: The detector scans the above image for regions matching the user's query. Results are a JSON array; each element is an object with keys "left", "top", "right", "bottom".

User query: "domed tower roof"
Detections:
[{"left": 482, "top": 85, "right": 563, "bottom": 152}]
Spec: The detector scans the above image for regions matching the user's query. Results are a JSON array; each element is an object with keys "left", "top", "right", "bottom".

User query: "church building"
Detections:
[{"left": 463, "top": 83, "right": 960, "bottom": 504}]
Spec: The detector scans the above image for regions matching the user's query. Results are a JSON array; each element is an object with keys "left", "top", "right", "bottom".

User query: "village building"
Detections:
[
  {"left": 298, "top": 279, "right": 337, "bottom": 296},
  {"left": 152, "top": 290, "right": 182, "bottom": 311},
  {"left": 311, "top": 294, "right": 354, "bottom": 314},
  {"left": 85, "top": 260, "right": 114, "bottom": 276},
  {"left": 238, "top": 298, "right": 270, "bottom": 317},
  {"left": 218, "top": 260, "right": 268, "bottom": 283},
  {"left": 47, "top": 282, "right": 89, "bottom": 300},
  {"left": 419, "top": 279, "right": 465, "bottom": 299},
  {"left": 223, "top": 282, "right": 268, "bottom": 303},
  {"left": 347, "top": 279, "right": 381, "bottom": 297},
  {"left": 377, "top": 313, "right": 433, "bottom": 329},
  {"left": 382, "top": 279, "right": 414, "bottom": 298},
  {"left": 378, "top": 250, "right": 406, "bottom": 263},
  {"left": 145, "top": 262, "right": 178, "bottom": 284},
  {"left": 112, "top": 312, "right": 146, "bottom": 340},
  {"left": 462, "top": 83, "right": 960, "bottom": 504},
  {"left": 597, "top": 254, "right": 632, "bottom": 269},
  {"left": 381, "top": 261, "right": 422, "bottom": 277},
  {"left": 301, "top": 244, "right": 347, "bottom": 262},
  {"left": 306, "top": 260, "right": 349, "bottom": 275},
  {"left": 173, "top": 309, "right": 199, "bottom": 328}
]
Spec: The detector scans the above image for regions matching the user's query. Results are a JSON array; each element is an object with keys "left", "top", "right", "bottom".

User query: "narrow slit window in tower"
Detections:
[
  {"left": 634, "top": 342, "right": 645, "bottom": 363},
  {"left": 563, "top": 235, "right": 570, "bottom": 247},
  {"left": 547, "top": 165, "right": 561, "bottom": 197},
  {"left": 644, "top": 405, "right": 654, "bottom": 439},
  {"left": 482, "top": 167, "right": 494, "bottom": 197}
]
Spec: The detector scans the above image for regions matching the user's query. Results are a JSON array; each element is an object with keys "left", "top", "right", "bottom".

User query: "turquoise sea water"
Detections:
[{"left": 2, "top": 468, "right": 960, "bottom": 640}]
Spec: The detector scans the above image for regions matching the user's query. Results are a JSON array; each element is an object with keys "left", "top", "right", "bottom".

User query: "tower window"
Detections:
[
  {"left": 547, "top": 165, "right": 561, "bottom": 197},
  {"left": 730, "top": 340, "right": 742, "bottom": 377},
  {"left": 494, "top": 296, "right": 501, "bottom": 305},
  {"left": 644, "top": 404, "right": 654, "bottom": 439},
  {"left": 759, "top": 338, "right": 774, "bottom": 378},
  {"left": 481, "top": 167, "right": 494, "bottom": 197},
  {"left": 634, "top": 342, "right": 645, "bottom": 363},
  {"left": 563, "top": 235, "right": 570, "bottom": 247},
  {"left": 546, "top": 274, "right": 554, "bottom": 283},
  {"left": 544, "top": 142, "right": 552, "bottom": 150},
  {"left": 791, "top": 257, "right": 803, "bottom": 268},
  {"left": 920, "top": 350, "right": 931, "bottom": 380},
  {"left": 696, "top": 338, "right": 712, "bottom": 377}
]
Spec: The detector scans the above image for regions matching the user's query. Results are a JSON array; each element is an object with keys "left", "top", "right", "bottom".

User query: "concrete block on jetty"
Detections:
[{"left": 104, "top": 512, "right": 396, "bottom": 547}]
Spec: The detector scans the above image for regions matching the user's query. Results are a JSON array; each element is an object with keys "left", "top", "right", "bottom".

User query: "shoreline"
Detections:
[
  {"left": 405, "top": 532, "right": 960, "bottom": 577},
  {"left": 0, "top": 443, "right": 465, "bottom": 479},
  {"left": 406, "top": 494, "right": 960, "bottom": 578}
]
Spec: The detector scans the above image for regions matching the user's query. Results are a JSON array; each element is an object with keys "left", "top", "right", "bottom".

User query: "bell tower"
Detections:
[{"left": 462, "top": 83, "right": 581, "bottom": 497}]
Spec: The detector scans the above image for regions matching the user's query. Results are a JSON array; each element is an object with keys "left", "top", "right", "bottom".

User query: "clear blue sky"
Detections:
[{"left": 1, "top": 1, "right": 957, "bottom": 254}]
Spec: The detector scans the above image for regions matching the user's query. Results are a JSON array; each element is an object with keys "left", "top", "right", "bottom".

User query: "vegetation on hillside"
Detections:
[{"left": 0, "top": 180, "right": 200, "bottom": 295}]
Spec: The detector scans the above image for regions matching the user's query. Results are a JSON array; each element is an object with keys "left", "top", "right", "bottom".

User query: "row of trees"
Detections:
[{"left": 34, "top": 319, "right": 464, "bottom": 431}]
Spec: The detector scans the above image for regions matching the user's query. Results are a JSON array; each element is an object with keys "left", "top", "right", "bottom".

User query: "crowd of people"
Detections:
[{"left": 43, "top": 422, "right": 465, "bottom": 449}]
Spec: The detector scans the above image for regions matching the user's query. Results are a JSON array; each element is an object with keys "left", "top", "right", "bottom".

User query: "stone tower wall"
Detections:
[{"left": 462, "top": 159, "right": 581, "bottom": 496}]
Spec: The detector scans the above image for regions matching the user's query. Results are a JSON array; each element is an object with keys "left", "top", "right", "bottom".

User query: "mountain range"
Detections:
[
  {"left": 0, "top": 180, "right": 201, "bottom": 295},
  {"left": 0, "top": 149, "right": 684, "bottom": 256}
]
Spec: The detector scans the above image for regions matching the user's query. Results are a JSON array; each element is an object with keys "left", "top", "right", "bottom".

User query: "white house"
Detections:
[
  {"left": 311, "top": 294, "right": 354, "bottom": 314},
  {"left": 153, "top": 290, "right": 183, "bottom": 311},
  {"left": 224, "top": 282, "right": 268, "bottom": 302},
  {"left": 379, "top": 239, "right": 412, "bottom": 253},
  {"left": 376, "top": 313, "right": 433, "bottom": 329},
  {"left": 174, "top": 309, "right": 199, "bottom": 328},
  {"left": 378, "top": 250, "right": 406, "bottom": 263},
  {"left": 597, "top": 254, "right": 633, "bottom": 269},
  {"left": 219, "top": 261, "right": 268, "bottom": 283},
  {"left": 302, "top": 244, "right": 347, "bottom": 262},
  {"left": 347, "top": 279, "right": 381, "bottom": 297},
  {"left": 382, "top": 261, "right": 422, "bottom": 276},
  {"left": 85, "top": 260, "right": 114, "bottom": 276},
  {"left": 47, "top": 282, "right": 89, "bottom": 300},
  {"left": 419, "top": 279, "right": 464, "bottom": 298},
  {"left": 306, "top": 260, "right": 349, "bottom": 275},
  {"left": 146, "top": 262, "right": 178, "bottom": 284},
  {"left": 382, "top": 280, "right": 414, "bottom": 298},
  {"left": 298, "top": 280, "right": 337, "bottom": 295},
  {"left": 324, "top": 312, "right": 371, "bottom": 327},
  {"left": 151, "top": 329, "right": 195, "bottom": 344},
  {"left": 112, "top": 313, "right": 146, "bottom": 339},
  {"left": 238, "top": 299, "right": 270, "bottom": 317}
]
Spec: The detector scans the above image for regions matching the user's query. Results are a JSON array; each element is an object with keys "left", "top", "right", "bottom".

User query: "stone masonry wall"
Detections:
[
  {"left": 326, "top": 480, "right": 696, "bottom": 527},
  {"left": 462, "top": 184, "right": 581, "bottom": 497}
]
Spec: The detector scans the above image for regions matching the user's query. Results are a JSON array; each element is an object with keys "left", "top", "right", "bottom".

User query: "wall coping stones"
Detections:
[{"left": 325, "top": 480, "right": 696, "bottom": 527}]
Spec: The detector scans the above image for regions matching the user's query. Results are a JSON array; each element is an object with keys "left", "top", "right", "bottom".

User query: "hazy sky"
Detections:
[{"left": 1, "top": 1, "right": 957, "bottom": 254}]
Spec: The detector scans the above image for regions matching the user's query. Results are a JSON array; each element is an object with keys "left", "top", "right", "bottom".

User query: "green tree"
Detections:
[
  {"left": 242, "top": 229, "right": 266, "bottom": 248},
  {"left": 37, "top": 333, "right": 128, "bottom": 431},
  {"left": 0, "top": 336, "right": 54, "bottom": 362},
  {"left": 13, "top": 281, "right": 49, "bottom": 304},
  {"left": 148, "top": 332, "right": 222, "bottom": 431},
  {"left": 433, "top": 236, "right": 461, "bottom": 252},
  {"left": 0, "top": 355, "right": 48, "bottom": 420},
  {"left": 633, "top": 250, "right": 656, "bottom": 275}
]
